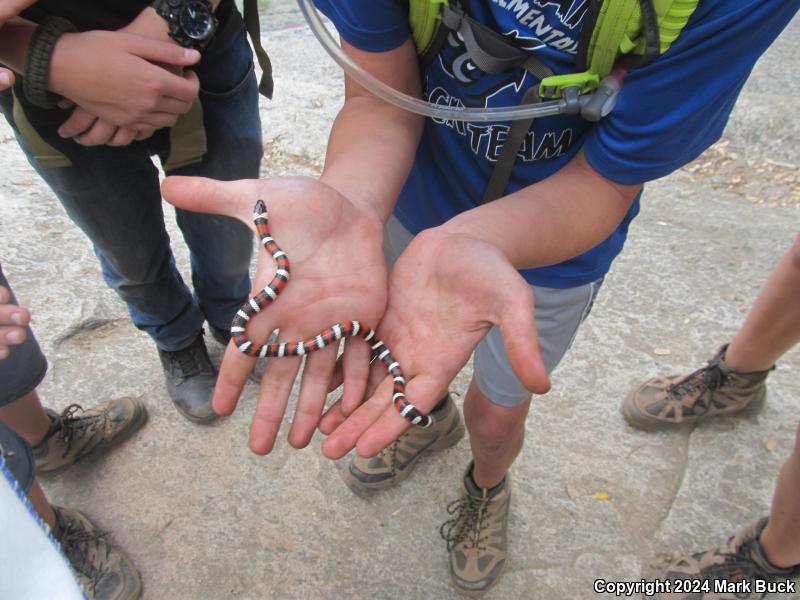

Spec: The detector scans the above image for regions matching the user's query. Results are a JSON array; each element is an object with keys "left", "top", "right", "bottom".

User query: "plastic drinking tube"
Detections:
[{"left": 295, "top": 0, "right": 576, "bottom": 122}]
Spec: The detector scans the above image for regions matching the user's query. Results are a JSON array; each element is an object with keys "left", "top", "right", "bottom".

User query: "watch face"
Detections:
[{"left": 179, "top": 0, "right": 215, "bottom": 40}]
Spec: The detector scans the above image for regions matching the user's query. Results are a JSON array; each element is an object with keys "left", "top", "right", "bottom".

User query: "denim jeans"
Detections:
[{"left": 0, "top": 26, "right": 263, "bottom": 351}]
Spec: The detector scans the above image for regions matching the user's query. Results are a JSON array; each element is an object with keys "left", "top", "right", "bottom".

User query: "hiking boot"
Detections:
[
  {"left": 342, "top": 394, "right": 465, "bottom": 493},
  {"left": 208, "top": 323, "right": 269, "bottom": 383},
  {"left": 158, "top": 332, "right": 218, "bottom": 423},
  {"left": 33, "top": 398, "right": 147, "bottom": 474},
  {"left": 440, "top": 464, "right": 511, "bottom": 597},
  {"left": 52, "top": 506, "right": 142, "bottom": 600},
  {"left": 622, "top": 345, "right": 772, "bottom": 431},
  {"left": 659, "top": 518, "right": 800, "bottom": 599}
]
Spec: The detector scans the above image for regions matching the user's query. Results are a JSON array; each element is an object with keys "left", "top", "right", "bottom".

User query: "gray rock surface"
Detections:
[{"left": 0, "top": 4, "right": 797, "bottom": 599}]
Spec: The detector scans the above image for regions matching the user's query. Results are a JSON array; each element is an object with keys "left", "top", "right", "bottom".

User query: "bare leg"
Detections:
[
  {"left": 0, "top": 390, "right": 50, "bottom": 447},
  {"left": 759, "top": 423, "right": 800, "bottom": 569},
  {"left": 26, "top": 479, "right": 56, "bottom": 529},
  {"left": 463, "top": 379, "right": 532, "bottom": 489},
  {"left": 726, "top": 235, "right": 800, "bottom": 372}
]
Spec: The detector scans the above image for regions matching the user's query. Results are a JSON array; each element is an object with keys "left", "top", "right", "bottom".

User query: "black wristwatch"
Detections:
[{"left": 151, "top": 0, "right": 218, "bottom": 51}]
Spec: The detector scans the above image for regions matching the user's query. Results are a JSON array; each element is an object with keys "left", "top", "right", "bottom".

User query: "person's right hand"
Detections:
[
  {"left": 49, "top": 29, "right": 200, "bottom": 132},
  {"left": 161, "top": 175, "right": 389, "bottom": 455},
  {"left": 0, "top": 285, "right": 30, "bottom": 360}
]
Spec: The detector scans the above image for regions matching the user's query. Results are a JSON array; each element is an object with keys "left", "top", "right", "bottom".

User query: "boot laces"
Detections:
[
  {"left": 169, "top": 337, "right": 210, "bottom": 378},
  {"left": 667, "top": 358, "right": 726, "bottom": 403},
  {"left": 59, "top": 523, "right": 111, "bottom": 592},
  {"left": 440, "top": 492, "right": 490, "bottom": 551},
  {"left": 55, "top": 404, "right": 104, "bottom": 448}
]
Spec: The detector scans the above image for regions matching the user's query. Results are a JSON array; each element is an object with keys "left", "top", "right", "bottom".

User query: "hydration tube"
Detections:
[{"left": 295, "top": 0, "right": 576, "bottom": 122}]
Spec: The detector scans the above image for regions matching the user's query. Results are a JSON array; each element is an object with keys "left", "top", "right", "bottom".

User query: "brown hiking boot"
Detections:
[
  {"left": 440, "top": 464, "right": 511, "bottom": 597},
  {"left": 52, "top": 506, "right": 142, "bottom": 600},
  {"left": 342, "top": 394, "right": 465, "bottom": 493},
  {"left": 33, "top": 398, "right": 147, "bottom": 474},
  {"left": 659, "top": 518, "right": 800, "bottom": 599},
  {"left": 622, "top": 345, "right": 772, "bottom": 430}
]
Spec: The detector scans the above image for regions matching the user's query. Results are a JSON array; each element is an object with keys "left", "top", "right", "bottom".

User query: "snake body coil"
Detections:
[{"left": 231, "top": 200, "right": 433, "bottom": 428}]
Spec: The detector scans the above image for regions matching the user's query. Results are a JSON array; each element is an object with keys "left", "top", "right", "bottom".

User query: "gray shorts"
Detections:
[{"left": 383, "top": 215, "right": 603, "bottom": 407}]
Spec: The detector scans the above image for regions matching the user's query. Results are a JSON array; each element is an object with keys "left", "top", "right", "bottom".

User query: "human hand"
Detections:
[
  {"left": 0, "top": 285, "right": 31, "bottom": 360},
  {"left": 161, "top": 176, "right": 389, "bottom": 454},
  {"left": 0, "top": 0, "right": 35, "bottom": 23},
  {"left": 319, "top": 228, "right": 551, "bottom": 460},
  {"left": 49, "top": 30, "right": 200, "bottom": 133},
  {"left": 57, "top": 104, "right": 155, "bottom": 146}
]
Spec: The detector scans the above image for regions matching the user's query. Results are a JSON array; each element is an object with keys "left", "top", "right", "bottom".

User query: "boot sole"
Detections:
[
  {"left": 621, "top": 389, "right": 766, "bottom": 431},
  {"left": 342, "top": 418, "right": 466, "bottom": 494}
]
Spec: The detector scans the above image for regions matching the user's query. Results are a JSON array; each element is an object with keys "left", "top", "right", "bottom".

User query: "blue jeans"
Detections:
[{"left": 0, "top": 26, "right": 263, "bottom": 351}]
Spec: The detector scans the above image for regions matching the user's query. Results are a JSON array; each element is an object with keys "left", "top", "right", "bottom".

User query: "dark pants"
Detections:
[{"left": 0, "top": 26, "right": 263, "bottom": 351}]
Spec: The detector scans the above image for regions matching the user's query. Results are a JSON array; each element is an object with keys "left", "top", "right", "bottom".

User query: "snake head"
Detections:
[{"left": 254, "top": 199, "right": 267, "bottom": 216}]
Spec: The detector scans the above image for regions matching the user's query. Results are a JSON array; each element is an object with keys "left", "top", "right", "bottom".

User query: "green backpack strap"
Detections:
[
  {"left": 540, "top": 0, "right": 701, "bottom": 98},
  {"left": 409, "top": 0, "right": 449, "bottom": 56}
]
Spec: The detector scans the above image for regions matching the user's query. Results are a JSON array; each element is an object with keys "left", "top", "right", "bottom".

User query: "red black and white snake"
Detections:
[{"left": 230, "top": 200, "right": 433, "bottom": 428}]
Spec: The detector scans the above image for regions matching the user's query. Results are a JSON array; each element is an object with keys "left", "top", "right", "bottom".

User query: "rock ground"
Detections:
[{"left": 0, "top": 4, "right": 798, "bottom": 599}]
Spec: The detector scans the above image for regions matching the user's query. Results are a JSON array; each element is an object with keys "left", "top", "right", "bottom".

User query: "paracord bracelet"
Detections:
[{"left": 23, "top": 16, "right": 77, "bottom": 109}]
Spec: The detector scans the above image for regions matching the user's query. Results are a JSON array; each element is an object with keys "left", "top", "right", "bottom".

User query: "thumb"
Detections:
[
  {"left": 161, "top": 176, "right": 263, "bottom": 225},
  {"left": 497, "top": 278, "right": 550, "bottom": 395},
  {"left": 127, "top": 34, "right": 201, "bottom": 67}
]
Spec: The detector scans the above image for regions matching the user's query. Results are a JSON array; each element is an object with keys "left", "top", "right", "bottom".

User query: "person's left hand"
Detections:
[
  {"left": 0, "top": 285, "right": 31, "bottom": 360},
  {"left": 318, "top": 227, "right": 551, "bottom": 460},
  {"left": 161, "top": 175, "right": 389, "bottom": 454}
]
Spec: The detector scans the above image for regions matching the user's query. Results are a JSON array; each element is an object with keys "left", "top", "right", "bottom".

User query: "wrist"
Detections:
[
  {"left": 123, "top": 7, "right": 171, "bottom": 43},
  {"left": 23, "top": 16, "right": 76, "bottom": 108}
]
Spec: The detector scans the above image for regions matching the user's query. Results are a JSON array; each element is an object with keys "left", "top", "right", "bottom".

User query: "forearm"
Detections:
[
  {"left": 440, "top": 150, "right": 642, "bottom": 270},
  {"left": 322, "top": 97, "right": 422, "bottom": 223},
  {"left": 320, "top": 39, "right": 424, "bottom": 223}
]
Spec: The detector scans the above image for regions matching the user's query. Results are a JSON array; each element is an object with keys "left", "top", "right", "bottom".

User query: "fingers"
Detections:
[
  {"left": 161, "top": 176, "right": 263, "bottom": 223},
  {"left": 135, "top": 128, "right": 155, "bottom": 141},
  {"left": 212, "top": 343, "right": 255, "bottom": 417},
  {"left": 58, "top": 107, "right": 97, "bottom": 139},
  {"left": 249, "top": 352, "right": 302, "bottom": 455},
  {"left": 0, "top": 289, "right": 30, "bottom": 360},
  {"left": 287, "top": 343, "right": 339, "bottom": 449},
  {"left": 339, "top": 337, "right": 371, "bottom": 417},
  {"left": 130, "top": 36, "right": 201, "bottom": 73},
  {"left": 320, "top": 375, "right": 397, "bottom": 460},
  {"left": 355, "top": 373, "right": 445, "bottom": 458},
  {"left": 0, "top": 68, "right": 14, "bottom": 91},
  {"left": 109, "top": 127, "right": 139, "bottom": 147},
  {"left": 498, "top": 279, "right": 550, "bottom": 394},
  {"left": 73, "top": 119, "right": 119, "bottom": 146}
]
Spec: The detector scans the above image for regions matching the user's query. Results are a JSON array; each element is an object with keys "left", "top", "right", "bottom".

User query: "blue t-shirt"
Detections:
[{"left": 314, "top": 0, "right": 798, "bottom": 288}]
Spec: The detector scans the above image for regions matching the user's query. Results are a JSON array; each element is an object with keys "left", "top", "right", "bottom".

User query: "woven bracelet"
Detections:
[{"left": 23, "top": 16, "right": 77, "bottom": 109}]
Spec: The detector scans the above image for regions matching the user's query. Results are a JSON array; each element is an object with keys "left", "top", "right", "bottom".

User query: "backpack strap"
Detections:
[
  {"left": 243, "top": 0, "right": 274, "bottom": 99},
  {"left": 423, "top": 2, "right": 556, "bottom": 203}
]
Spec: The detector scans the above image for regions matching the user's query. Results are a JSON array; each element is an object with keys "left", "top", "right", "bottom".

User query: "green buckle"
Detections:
[{"left": 539, "top": 71, "right": 600, "bottom": 99}]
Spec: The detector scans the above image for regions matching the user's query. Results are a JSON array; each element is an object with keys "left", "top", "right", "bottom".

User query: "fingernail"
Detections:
[
  {"left": 10, "top": 312, "right": 24, "bottom": 325},
  {"left": 6, "top": 330, "right": 23, "bottom": 343},
  {"left": 184, "top": 48, "right": 200, "bottom": 61},
  {"left": 0, "top": 72, "right": 11, "bottom": 87}
]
